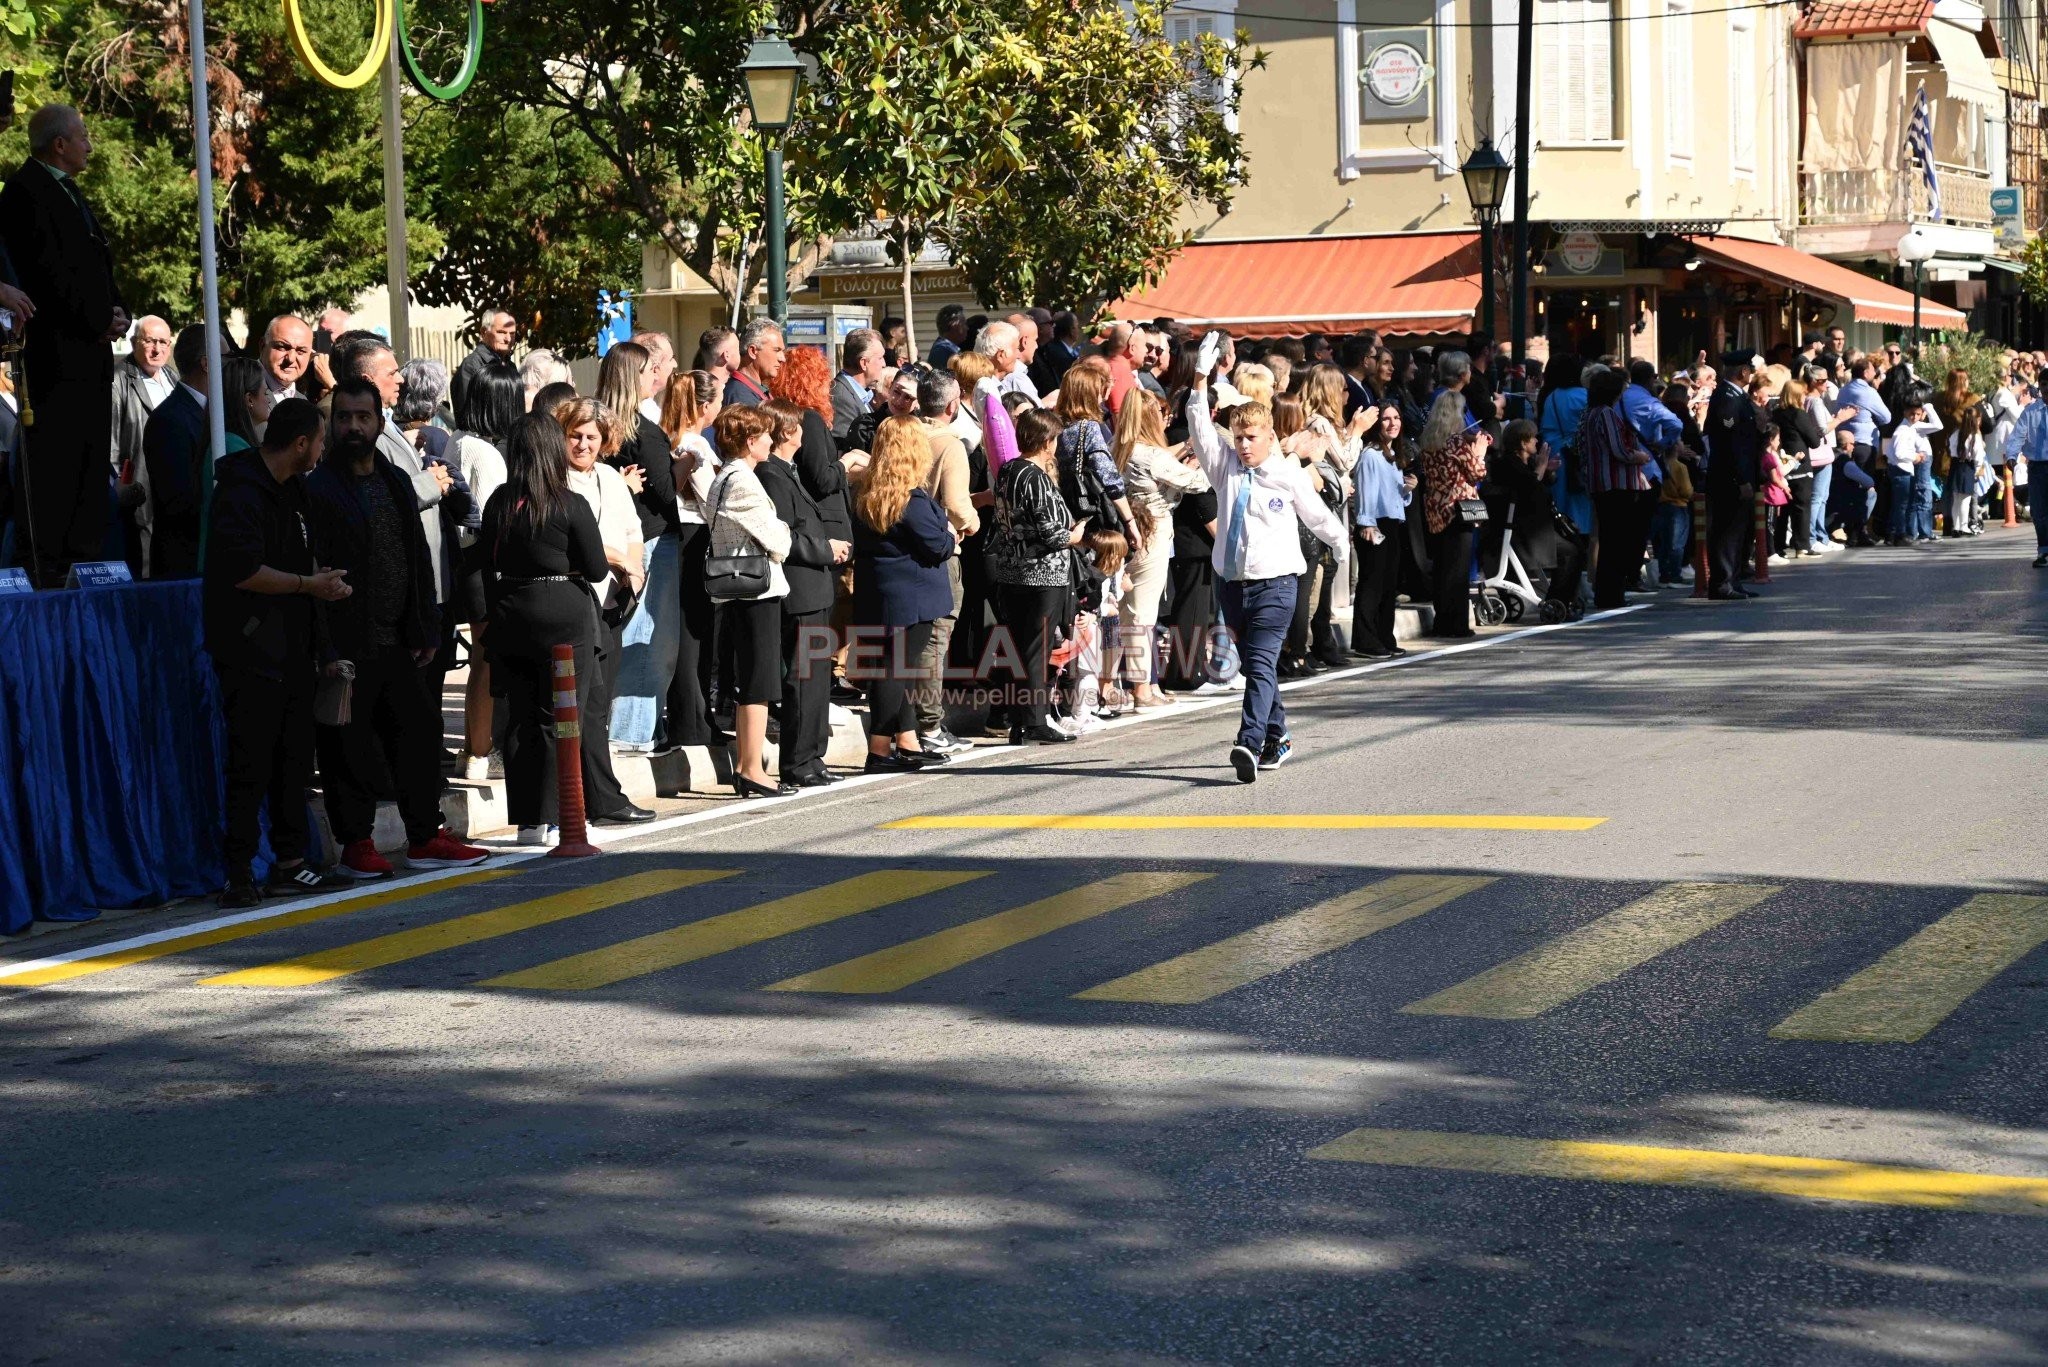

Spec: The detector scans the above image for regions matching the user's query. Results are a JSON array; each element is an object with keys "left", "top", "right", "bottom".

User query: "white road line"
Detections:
[{"left": 0, "top": 603, "right": 1651, "bottom": 982}]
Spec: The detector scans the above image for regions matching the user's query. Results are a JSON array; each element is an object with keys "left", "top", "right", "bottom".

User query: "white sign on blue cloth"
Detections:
[
  {"left": 64, "top": 560, "right": 133, "bottom": 589},
  {"left": 0, "top": 567, "right": 30, "bottom": 595}
]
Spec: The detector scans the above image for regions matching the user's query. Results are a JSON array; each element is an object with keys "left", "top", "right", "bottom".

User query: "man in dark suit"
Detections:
[
  {"left": 140, "top": 325, "right": 210, "bottom": 579},
  {"left": 450, "top": 308, "right": 516, "bottom": 416},
  {"left": 1704, "top": 350, "right": 1771, "bottom": 600},
  {"left": 757, "top": 430, "right": 851, "bottom": 787},
  {"left": 830, "top": 328, "right": 883, "bottom": 445},
  {"left": 0, "top": 104, "right": 125, "bottom": 586}
]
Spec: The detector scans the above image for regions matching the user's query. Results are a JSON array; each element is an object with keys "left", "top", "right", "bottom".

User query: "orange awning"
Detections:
[
  {"left": 1689, "top": 234, "right": 1969, "bottom": 330},
  {"left": 1112, "top": 233, "right": 1480, "bottom": 338}
]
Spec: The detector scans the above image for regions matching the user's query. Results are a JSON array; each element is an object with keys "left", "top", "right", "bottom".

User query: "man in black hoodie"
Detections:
[{"left": 203, "top": 399, "right": 353, "bottom": 907}]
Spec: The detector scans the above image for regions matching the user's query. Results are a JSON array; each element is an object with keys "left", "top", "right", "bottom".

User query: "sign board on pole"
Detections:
[{"left": 1991, "top": 187, "right": 2026, "bottom": 249}]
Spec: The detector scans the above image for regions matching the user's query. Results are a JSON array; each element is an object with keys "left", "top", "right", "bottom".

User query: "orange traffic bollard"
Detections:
[
  {"left": 1751, "top": 494, "right": 1772, "bottom": 584},
  {"left": 549, "top": 644, "right": 600, "bottom": 858},
  {"left": 2005, "top": 467, "right": 2020, "bottom": 529},
  {"left": 1691, "top": 490, "right": 1710, "bottom": 599}
]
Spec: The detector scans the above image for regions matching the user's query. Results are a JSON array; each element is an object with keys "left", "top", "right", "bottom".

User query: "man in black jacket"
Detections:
[
  {"left": 0, "top": 105, "right": 124, "bottom": 586},
  {"left": 450, "top": 309, "right": 517, "bottom": 416},
  {"left": 140, "top": 324, "right": 210, "bottom": 578},
  {"left": 306, "top": 379, "right": 487, "bottom": 879},
  {"left": 757, "top": 424, "right": 851, "bottom": 787},
  {"left": 203, "top": 399, "right": 353, "bottom": 906},
  {"left": 1704, "top": 350, "right": 1771, "bottom": 600}
]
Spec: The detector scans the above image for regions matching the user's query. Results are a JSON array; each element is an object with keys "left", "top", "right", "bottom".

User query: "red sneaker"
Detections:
[
  {"left": 336, "top": 839, "right": 394, "bottom": 880},
  {"left": 406, "top": 829, "right": 490, "bottom": 869}
]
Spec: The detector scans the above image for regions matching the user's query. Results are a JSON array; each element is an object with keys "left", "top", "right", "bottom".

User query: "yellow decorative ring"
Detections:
[{"left": 284, "top": 0, "right": 394, "bottom": 90}]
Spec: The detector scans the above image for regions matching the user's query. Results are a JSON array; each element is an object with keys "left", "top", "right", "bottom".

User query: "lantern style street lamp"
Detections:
[
  {"left": 1461, "top": 139, "right": 1511, "bottom": 337},
  {"left": 1896, "top": 225, "right": 1938, "bottom": 354},
  {"left": 741, "top": 25, "right": 805, "bottom": 327}
]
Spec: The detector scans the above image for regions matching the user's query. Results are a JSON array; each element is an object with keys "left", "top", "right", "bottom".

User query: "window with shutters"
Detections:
[
  {"left": 1728, "top": 9, "right": 1757, "bottom": 175},
  {"left": 1663, "top": 0, "right": 1693, "bottom": 163},
  {"left": 1537, "top": 0, "right": 1617, "bottom": 145},
  {"left": 1167, "top": 1, "right": 1238, "bottom": 131}
]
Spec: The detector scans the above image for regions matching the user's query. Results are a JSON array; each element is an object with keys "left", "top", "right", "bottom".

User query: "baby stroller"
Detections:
[{"left": 1475, "top": 498, "right": 1582, "bottom": 626}]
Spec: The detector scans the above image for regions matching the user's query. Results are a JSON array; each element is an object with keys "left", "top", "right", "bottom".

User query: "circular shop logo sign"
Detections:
[
  {"left": 1365, "top": 42, "right": 1429, "bottom": 106},
  {"left": 1558, "top": 232, "right": 1605, "bottom": 274}
]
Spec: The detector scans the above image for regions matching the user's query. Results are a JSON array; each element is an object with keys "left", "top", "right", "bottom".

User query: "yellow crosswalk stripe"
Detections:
[
  {"left": 1401, "top": 882, "right": 1779, "bottom": 1020},
  {"left": 480, "top": 870, "right": 990, "bottom": 991},
  {"left": 1074, "top": 873, "right": 1495, "bottom": 1004},
  {"left": 1308, "top": 1126, "right": 2048, "bottom": 1216},
  {"left": 765, "top": 870, "right": 1213, "bottom": 995},
  {"left": 198, "top": 869, "right": 734, "bottom": 988},
  {"left": 883, "top": 815, "right": 1605, "bottom": 831},
  {"left": 0, "top": 871, "right": 516, "bottom": 988},
  {"left": 1770, "top": 893, "right": 2048, "bottom": 1044}
]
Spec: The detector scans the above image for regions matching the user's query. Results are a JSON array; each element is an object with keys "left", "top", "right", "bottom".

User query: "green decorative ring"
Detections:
[{"left": 396, "top": 0, "right": 484, "bottom": 101}]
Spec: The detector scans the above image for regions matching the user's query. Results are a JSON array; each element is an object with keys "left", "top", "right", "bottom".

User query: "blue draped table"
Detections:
[{"left": 0, "top": 580, "right": 228, "bottom": 933}]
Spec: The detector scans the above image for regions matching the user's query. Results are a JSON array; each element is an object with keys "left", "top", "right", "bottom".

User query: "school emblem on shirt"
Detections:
[{"left": 1268, "top": 496, "right": 1285, "bottom": 511}]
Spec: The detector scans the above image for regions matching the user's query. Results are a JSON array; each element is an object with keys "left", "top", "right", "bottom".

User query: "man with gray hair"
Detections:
[
  {"left": 112, "top": 315, "right": 173, "bottom": 480},
  {"left": 452, "top": 308, "right": 517, "bottom": 414},
  {"left": 0, "top": 103, "right": 124, "bottom": 584},
  {"left": 975, "top": 319, "right": 1038, "bottom": 403},
  {"left": 725, "top": 317, "right": 785, "bottom": 408},
  {"left": 833, "top": 327, "right": 884, "bottom": 441}
]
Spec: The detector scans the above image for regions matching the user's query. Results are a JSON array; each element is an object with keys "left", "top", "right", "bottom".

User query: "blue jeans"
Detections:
[
  {"left": 2032, "top": 471, "right": 2048, "bottom": 550},
  {"left": 1218, "top": 575, "right": 1295, "bottom": 752},
  {"left": 609, "top": 535, "right": 676, "bottom": 749},
  {"left": 1887, "top": 469, "right": 1915, "bottom": 540},
  {"left": 1911, "top": 472, "right": 1936, "bottom": 540},
  {"left": 1652, "top": 503, "right": 1690, "bottom": 580},
  {"left": 1809, "top": 463, "right": 1833, "bottom": 543}
]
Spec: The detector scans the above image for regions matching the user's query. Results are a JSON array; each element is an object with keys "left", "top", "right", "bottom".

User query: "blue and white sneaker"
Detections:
[
  {"left": 1259, "top": 733, "right": 1293, "bottom": 771},
  {"left": 1229, "top": 744, "right": 1259, "bottom": 784}
]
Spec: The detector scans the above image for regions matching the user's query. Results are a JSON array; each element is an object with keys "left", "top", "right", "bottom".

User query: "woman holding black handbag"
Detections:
[
  {"left": 853, "top": 416, "right": 959, "bottom": 770},
  {"left": 1419, "top": 390, "right": 1491, "bottom": 639},
  {"left": 705, "top": 406, "right": 794, "bottom": 797}
]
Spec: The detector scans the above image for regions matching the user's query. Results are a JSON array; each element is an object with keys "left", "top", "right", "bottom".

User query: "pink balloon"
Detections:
[{"left": 983, "top": 387, "right": 1018, "bottom": 475}]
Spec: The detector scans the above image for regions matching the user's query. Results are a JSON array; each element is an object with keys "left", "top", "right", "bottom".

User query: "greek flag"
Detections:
[{"left": 1907, "top": 85, "right": 1941, "bottom": 223}]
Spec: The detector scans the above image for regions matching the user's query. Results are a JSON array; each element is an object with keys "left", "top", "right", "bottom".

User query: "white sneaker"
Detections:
[
  {"left": 1229, "top": 674, "right": 1247, "bottom": 691},
  {"left": 1768, "top": 553, "right": 1789, "bottom": 565},
  {"left": 486, "top": 750, "right": 505, "bottom": 780},
  {"left": 1192, "top": 680, "right": 1235, "bottom": 695},
  {"left": 461, "top": 754, "right": 490, "bottom": 784},
  {"left": 516, "top": 825, "right": 558, "bottom": 848}
]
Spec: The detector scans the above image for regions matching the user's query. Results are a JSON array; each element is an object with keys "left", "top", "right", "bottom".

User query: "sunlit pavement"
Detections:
[{"left": 5, "top": 532, "right": 2047, "bottom": 1364}]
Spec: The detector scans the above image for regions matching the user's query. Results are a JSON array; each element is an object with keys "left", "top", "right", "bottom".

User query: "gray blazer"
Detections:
[
  {"left": 379, "top": 418, "right": 451, "bottom": 604},
  {"left": 110, "top": 358, "right": 159, "bottom": 473},
  {"left": 706, "top": 460, "right": 792, "bottom": 600},
  {"left": 830, "top": 372, "right": 872, "bottom": 443}
]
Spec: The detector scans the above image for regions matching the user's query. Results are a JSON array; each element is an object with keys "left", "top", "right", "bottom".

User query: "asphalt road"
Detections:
[{"left": 6, "top": 531, "right": 2048, "bottom": 1365}]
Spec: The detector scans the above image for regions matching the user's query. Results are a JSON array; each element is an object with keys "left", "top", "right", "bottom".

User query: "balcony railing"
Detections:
[{"left": 1799, "top": 161, "right": 1994, "bottom": 230}]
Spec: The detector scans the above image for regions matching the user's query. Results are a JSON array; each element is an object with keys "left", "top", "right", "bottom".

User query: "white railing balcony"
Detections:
[{"left": 1799, "top": 162, "right": 1994, "bottom": 230}]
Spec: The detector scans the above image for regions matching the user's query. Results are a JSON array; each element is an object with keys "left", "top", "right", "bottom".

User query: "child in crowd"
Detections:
[
  {"left": 1760, "top": 426, "right": 1790, "bottom": 560},
  {"left": 1070, "top": 526, "right": 1133, "bottom": 729},
  {"left": 1884, "top": 397, "right": 1944, "bottom": 546},
  {"left": 1653, "top": 441, "right": 1695, "bottom": 586}
]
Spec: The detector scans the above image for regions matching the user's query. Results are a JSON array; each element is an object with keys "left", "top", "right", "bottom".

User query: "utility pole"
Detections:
[{"left": 1510, "top": 0, "right": 1534, "bottom": 366}]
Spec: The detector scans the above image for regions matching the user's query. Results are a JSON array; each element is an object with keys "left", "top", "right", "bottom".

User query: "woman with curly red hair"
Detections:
[{"left": 768, "top": 346, "right": 857, "bottom": 543}]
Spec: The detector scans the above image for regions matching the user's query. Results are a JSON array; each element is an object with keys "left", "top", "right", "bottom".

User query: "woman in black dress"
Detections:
[{"left": 480, "top": 413, "right": 612, "bottom": 846}]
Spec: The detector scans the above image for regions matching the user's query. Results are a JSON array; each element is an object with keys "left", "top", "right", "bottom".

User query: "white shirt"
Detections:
[
  {"left": 1187, "top": 391, "right": 1347, "bottom": 582},
  {"left": 1885, "top": 415, "right": 1944, "bottom": 472},
  {"left": 139, "top": 368, "right": 173, "bottom": 409},
  {"left": 999, "top": 363, "right": 1040, "bottom": 403},
  {"left": 180, "top": 382, "right": 206, "bottom": 410},
  {"left": 638, "top": 396, "right": 661, "bottom": 424},
  {"left": 675, "top": 431, "right": 717, "bottom": 525},
  {"left": 569, "top": 461, "right": 643, "bottom": 601}
]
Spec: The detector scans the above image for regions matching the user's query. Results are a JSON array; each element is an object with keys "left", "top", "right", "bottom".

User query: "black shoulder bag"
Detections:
[{"left": 702, "top": 471, "right": 773, "bottom": 603}]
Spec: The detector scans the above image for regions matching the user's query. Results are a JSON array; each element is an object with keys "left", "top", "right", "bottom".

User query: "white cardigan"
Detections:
[{"left": 706, "top": 461, "right": 793, "bottom": 600}]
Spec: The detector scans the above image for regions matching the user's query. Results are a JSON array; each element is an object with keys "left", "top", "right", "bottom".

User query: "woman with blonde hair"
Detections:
[
  {"left": 851, "top": 415, "right": 957, "bottom": 772},
  {"left": 1112, "top": 390, "right": 1207, "bottom": 705},
  {"left": 1054, "top": 360, "right": 1144, "bottom": 557},
  {"left": 1231, "top": 362, "right": 1276, "bottom": 407},
  {"left": 644, "top": 368, "right": 724, "bottom": 747}
]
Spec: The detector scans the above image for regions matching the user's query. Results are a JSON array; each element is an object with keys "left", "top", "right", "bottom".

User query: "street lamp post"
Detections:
[
  {"left": 740, "top": 26, "right": 806, "bottom": 328},
  {"left": 1897, "top": 226, "right": 1938, "bottom": 355},
  {"left": 1461, "top": 140, "right": 1511, "bottom": 339}
]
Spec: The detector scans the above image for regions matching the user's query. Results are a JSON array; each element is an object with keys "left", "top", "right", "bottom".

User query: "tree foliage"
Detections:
[{"left": 949, "top": 0, "right": 1259, "bottom": 314}]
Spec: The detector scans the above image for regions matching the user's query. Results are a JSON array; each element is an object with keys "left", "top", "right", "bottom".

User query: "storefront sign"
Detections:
[
  {"left": 1359, "top": 27, "right": 1434, "bottom": 122},
  {"left": 813, "top": 268, "right": 971, "bottom": 302},
  {"left": 1547, "top": 232, "right": 1624, "bottom": 280}
]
